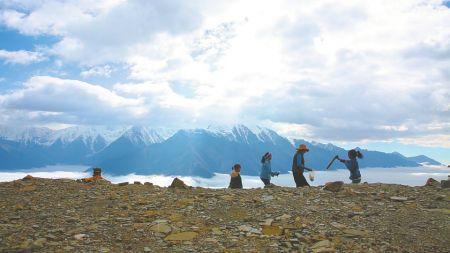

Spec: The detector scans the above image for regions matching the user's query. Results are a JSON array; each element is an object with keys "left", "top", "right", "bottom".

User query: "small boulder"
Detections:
[
  {"left": 144, "top": 182, "right": 153, "bottom": 186},
  {"left": 169, "top": 178, "right": 188, "bottom": 189},
  {"left": 322, "top": 181, "right": 344, "bottom": 192},
  {"left": 441, "top": 180, "right": 450, "bottom": 189},
  {"left": 118, "top": 182, "right": 129, "bottom": 186},
  {"left": 425, "top": 178, "right": 440, "bottom": 187},
  {"left": 22, "top": 175, "right": 34, "bottom": 181},
  {"left": 74, "top": 234, "right": 87, "bottom": 240},
  {"left": 134, "top": 181, "right": 142, "bottom": 185},
  {"left": 150, "top": 223, "right": 172, "bottom": 234}
]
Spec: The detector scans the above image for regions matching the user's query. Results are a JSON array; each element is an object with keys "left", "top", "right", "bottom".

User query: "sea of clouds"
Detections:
[{"left": 1, "top": 165, "right": 449, "bottom": 188}]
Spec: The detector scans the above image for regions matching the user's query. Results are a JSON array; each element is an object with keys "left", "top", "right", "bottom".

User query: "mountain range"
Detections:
[{"left": 0, "top": 125, "right": 442, "bottom": 177}]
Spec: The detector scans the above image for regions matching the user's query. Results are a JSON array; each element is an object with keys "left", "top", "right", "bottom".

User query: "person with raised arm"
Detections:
[{"left": 337, "top": 149, "right": 363, "bottom": 184}]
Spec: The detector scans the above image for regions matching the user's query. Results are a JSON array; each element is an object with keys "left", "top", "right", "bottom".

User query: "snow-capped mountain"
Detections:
[
  {"left": 0, "top": 126, "right": 53, "bottom": 145},
  {"left": 50, "top": 126, "right": 128, "bottom": 146},
  {"left": 0, "top": 125, "right": 127, "bottom": 146},
  {"left": 0, "top": 124, "right": 441, "bottom": 176},
  {"left": 121, "top": 126, "right": 175, "bottom": 146},
  {"left": 205, "top": 124, "right": 285, "bottom": 144}
]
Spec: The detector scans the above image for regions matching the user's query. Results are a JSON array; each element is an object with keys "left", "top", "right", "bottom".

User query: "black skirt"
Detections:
[{"left": 293, "top": 169, "right": 309, "bottom": 187}]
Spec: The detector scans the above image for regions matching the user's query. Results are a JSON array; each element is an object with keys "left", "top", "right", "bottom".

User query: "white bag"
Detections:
[{"left": 309, "top": 171, "right": 315, "bottom": 181}]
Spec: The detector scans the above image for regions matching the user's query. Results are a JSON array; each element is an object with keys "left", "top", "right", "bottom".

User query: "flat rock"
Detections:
[
  {"left": 260, "top": 218, "right": 274, "bottom": 226},
  {"left": 390, "top": 196, "right": 408, "bottom": 202},
  {"left": 238, "top": 225, "right": 259, "bottom": 234},
  {"left": 276, "top": 214, "right": 291, "bottom": 220},
  {"left": 342, "top": 228, "right": 369, "bottom": 237},
  {"left": 323, "top": 181, "right": 344, "bottom": 192},
  {"left": 165, "top": 231, "right": 198, "bottom": 241},
  {"left": 150, "top": 223, "right": 172, "bottom": 234},
  {"left": 311, "top": 240, "right": 334, "bottom": 252},
  {"left": 261, "top": 225, "right": 282, "bottom": 236}
]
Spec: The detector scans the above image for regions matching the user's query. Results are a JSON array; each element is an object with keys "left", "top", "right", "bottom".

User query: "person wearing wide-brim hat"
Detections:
[{"left": 292, "top": 144, "right": 313, "bottom": 187}]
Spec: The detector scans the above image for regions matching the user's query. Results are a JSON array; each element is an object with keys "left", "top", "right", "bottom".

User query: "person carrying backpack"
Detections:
[
  {"left": 259, "top": 152, "right": 280, "bottom": 187},
  {"left": 292, "top": 144, "right": 313, "bottom": 187},
  {"left": 337, "top": 149, "right": 363, "bottom": 183},
  {"left": 228, "top": 164, "right": 243, "bottom": 189}
]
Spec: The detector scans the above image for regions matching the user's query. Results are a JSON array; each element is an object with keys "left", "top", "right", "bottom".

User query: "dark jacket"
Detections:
[
  {"left": 292, "top": 152, "right": 311, "bottom": 173},
  {"left": 229, "top": 170, "right": 243, "bottom": 189},
  {"left": 340, "top": 158, "right": 361, "bottom": 180}
]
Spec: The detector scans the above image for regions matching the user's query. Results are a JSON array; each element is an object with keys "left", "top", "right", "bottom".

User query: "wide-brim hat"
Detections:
[{"left": 296, "top": 144, "right": 309, "bottom": 152}]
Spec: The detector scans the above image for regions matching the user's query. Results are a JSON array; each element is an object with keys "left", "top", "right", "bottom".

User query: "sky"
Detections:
[{"left": 0, "top": 0, "right": 449, "bottom": 163}]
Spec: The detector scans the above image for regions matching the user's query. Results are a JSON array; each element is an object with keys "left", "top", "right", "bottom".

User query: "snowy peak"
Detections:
[
  {"left": 121, "top": 126, "right": 176, "bottom": 146},
  {"left": 0, "top": 126, "right": 53, "bottom": 145},
  {"left": 310, "top": 141, "right": 342, "bottom": 152},
  {"left": 253, "top": 126, "right": 285, "bottom": 144},
  {"left": 205, "top": 124, "right": 287, "bottom": 144},
  {"left": 50, "top": 126, "right": 128, "bottom": 146}
]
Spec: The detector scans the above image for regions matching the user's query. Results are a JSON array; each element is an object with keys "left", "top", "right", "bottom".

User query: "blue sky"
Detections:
[{"left": 0, "top": 0, "right": 449, "bottom": 163}]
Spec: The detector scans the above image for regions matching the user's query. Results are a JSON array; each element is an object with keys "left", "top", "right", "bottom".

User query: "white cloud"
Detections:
[
  {"left": 0, "top": 76, "right": 146, "bottom": 125},
  {"left": 0, "top": 0, "right": 205, "bottom": 65},
  {"left": 0, "top": 0, "right": 449, "bottom": 146},
  {"left": 398, "top": 135, "right": 450, "bottom": 148},
  {"left": 0, "top": 49, "right": 46, "bottom": 64},
  {"left": 80, "top": 65, "right": 113, "bottom": 78}
]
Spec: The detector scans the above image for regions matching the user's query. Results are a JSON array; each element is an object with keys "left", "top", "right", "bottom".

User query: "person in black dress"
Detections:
[{"left": 292, "top": 144, "right": 313, "bottom": 187}]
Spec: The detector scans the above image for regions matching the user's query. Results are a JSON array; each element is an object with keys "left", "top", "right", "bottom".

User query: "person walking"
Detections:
[
  {"left": 337, "top": 149, "right": 363, "bottom": 183},
  {"left": 259, "top": 152, "right": 279, "bottom": 187},
  {"left": 228, "top": 164, "right": 243, "bottom": 189},
  {"left": 292, "top": 144, "right": 313, "bottom": 187}
]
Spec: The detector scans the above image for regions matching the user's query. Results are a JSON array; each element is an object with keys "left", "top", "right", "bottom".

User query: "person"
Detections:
[
  {"left": 228, "top": 164, "right": 243, "bottom": 189},
  {"left": 337, "top": 149, "right": 363, "bottom": 183},
  {"left": 292, "top": 144, "right": 313, "bottom": 187},
  {"left": 259, "top": 152, "right": 280, "bottom": 187}
]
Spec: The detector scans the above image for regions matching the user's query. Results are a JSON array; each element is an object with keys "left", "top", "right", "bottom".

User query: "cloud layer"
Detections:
[
  {"left": 0, "top": 0, "right": 449, "bottom": 146},
  {"left": 0, "top": 49, "right": 45, "bottom": 64}
]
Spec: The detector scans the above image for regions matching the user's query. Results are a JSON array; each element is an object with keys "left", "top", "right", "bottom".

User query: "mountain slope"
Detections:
[
  {"left": 0, "top": 124, "right": 439, "bottom": 176},
  {"left": 406, "top": 155, "right": 441, "bottom": 165}
]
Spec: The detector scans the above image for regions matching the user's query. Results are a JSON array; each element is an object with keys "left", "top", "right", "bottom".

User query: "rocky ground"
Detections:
[{"left": 0, "top": 176, "right": 449, "bottom": 253}]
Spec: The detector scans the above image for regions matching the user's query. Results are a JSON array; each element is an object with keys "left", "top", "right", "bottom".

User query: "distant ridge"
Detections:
[
  {"left": 0, "top": 125, "right": 441, "bottom": 176},
  {"left": 406, "top": 155, "right": 441, "bottom": 166}
]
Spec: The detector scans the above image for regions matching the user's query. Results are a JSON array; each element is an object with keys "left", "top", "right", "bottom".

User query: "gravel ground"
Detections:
[{"left": 0, "top": 177, "right": 449, "bottom": 252}]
